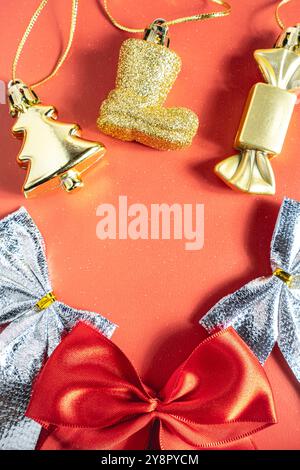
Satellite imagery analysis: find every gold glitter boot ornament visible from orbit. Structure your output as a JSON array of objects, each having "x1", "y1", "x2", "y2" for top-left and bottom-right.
[
  {"x1": 215, "y1": 0, "x2": 300, "y2": 195},
  {"x1": 8, "y1": 0, "x2": 106, "y2": 198},
  {"x1": 98, "y1": 1, "x2": 231, "y2": 151}
]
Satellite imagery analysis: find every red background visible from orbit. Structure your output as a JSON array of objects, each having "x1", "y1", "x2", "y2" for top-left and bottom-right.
[{"x1": 0, "y1": 0, "x2": 299, "y2": 449}]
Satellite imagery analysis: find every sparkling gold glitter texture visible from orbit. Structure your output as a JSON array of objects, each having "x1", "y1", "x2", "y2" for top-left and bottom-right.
[
  {"x1": 97, "y1": 38, "x2": 199, "y2": 150},
  {"x1": 9, "y1": 81, "x2": 106, "y2": 198},
  {"x1": 215, "y1": 25, "x2": 300, "y2": 196}
]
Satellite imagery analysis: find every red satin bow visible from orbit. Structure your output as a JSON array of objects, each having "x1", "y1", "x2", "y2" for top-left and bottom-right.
[{"x1": 27, "y1": 323, "x2": 277, "y2": 450}]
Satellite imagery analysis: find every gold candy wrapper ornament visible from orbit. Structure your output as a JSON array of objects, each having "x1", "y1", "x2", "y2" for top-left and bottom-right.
[
  {"x1": 8, "y1": 80, "x2": 105, "y2": 198},
  {"x1": 215, "y1": 23, "x2": 300, "y2": 195},
  {"x1": 8, "y1": 0, "x2": 106, "y2": 198},
  {"x1": 98, "y1": 19, "x2": 199, "y2": 151}
]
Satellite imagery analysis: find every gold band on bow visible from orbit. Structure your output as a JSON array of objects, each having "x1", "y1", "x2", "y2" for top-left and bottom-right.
[
  {"x1": 36, "y1": 292, "x2": 57, "y2": 311},
  {"x1": 273, "y1": 268, "x2": 293, "y2": 287}
]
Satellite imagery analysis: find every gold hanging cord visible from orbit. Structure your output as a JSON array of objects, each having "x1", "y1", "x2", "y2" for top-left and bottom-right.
[{"x1": 276, "y1": 0, "x2": 298, "y2": 30}]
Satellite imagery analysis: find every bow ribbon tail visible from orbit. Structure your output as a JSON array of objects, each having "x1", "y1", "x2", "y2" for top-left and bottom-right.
[
  {"x1": 0, "y1": 207, "x2": 117, "y2": 450},
  {"x1": 26, "y1": 323, "x2": 277, "y2": 450}
]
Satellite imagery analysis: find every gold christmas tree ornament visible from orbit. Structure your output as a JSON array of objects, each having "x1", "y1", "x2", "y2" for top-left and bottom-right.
[
  {"x1": 8, "y1": 80, "x2": 105, "y2": 197},
  {"x1": 215, "y1": 7, "x2": 300, "y2": 195},
  {"x1": 8, "y1": 0, "x2": 106, "y2": 198},
  {"x1": 98, "y1": 1, "x2": 231, "y2": 151}
]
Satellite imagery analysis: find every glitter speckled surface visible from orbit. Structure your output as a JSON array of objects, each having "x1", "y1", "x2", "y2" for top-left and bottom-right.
[
  {"x1": 98, "y1": 38, "x2": 199, "y2": 150},
  {"x1": 0, "y1": 207, "x2": 117, "y2": 450},
  {"x1": 201, "y1": 197, "x2": 300, "y2": 381}
]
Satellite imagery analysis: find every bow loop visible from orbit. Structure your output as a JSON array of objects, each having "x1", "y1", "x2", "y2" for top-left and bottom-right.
[
  {"x1": 201, "y1": 197, "x2": 300, "y2": 381},
  {"x1": 26, "y1": 322, "x2": 276, "y2": 450}
]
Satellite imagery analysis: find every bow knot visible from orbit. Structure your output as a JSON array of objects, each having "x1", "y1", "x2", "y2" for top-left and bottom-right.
[{"x1": 35, "y1": 292, "x2": 57, "y2": 311}]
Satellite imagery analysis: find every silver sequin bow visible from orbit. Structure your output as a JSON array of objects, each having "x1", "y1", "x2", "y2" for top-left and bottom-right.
[
  {"x1": 0, "y1": 207, "x2": 117, "y2": 450},
  {"x1": 201, "y1": 197, "x2": 300, "y2": 381}
]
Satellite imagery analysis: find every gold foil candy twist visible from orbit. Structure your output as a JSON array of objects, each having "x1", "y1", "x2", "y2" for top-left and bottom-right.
[
  {"x1": 12, "y1": 0, "x2": 79, "y2": 89},
  {"x1": 200, "y1": 197, "x2": 300, "y2": 381}
]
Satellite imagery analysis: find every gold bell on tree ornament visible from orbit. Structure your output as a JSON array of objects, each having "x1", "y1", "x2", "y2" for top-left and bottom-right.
[
  {"x1": 215, "y1": 24, "x2": 300, "y2": 195},
  {"x1": 8, "y1": 80, "x2": 106, "y2": 198},
  {"x1": 97, "y1": 19, "x2": 199, "y2": 151}
]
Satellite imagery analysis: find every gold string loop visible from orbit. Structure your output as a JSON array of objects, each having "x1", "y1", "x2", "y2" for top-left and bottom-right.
[
  {"x1": 12, "y1": 0, "x2": 79, "y2": 89},
  {"x1": 276, "y1": 0, "x2": 298, "y2": 30},
  {"x1": 102, "y1": 0, "x2": 231, "y2": 34}
]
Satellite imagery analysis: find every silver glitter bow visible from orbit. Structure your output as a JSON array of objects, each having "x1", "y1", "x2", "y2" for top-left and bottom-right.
[
  {"x1": 0, "y1": 207, "x2": 117, "y2": 450},
  {"x1": 201, "y1": 197, "x2": 300, "y2": 381}
]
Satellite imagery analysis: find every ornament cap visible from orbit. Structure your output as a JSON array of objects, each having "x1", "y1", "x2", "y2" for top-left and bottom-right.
[
  {"x1": 60, "y1": 169, "x2": 83, "y2": 192},
  {"x1": 8, "y1": 79, "x2": 40, "y2": 117},
  {"x1": 144, "y1": 19, "x2": 170, "y2": 47},
  {"x1": 275, "y1": 24, "x2": 300, "y2": 53}
]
